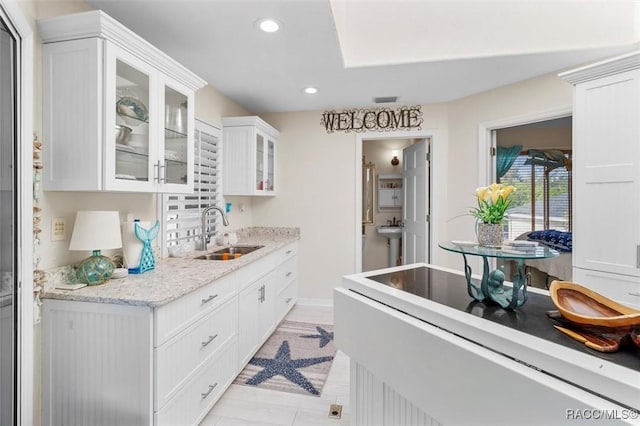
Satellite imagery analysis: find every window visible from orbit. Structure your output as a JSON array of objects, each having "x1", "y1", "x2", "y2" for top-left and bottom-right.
[
  {"x1": 500, "y1": 150, "x2": 572, "y2": 240},
  {"x1": 162, "y1": 119, "x2": 222, "y2": 255}
]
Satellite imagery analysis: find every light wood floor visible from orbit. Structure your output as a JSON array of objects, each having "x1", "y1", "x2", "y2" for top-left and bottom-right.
[{"x1": 199, "y1": 304, "x2": 350, "y2": 426}]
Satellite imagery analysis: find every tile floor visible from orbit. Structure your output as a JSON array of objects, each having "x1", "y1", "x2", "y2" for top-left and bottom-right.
[{"x1": 200, "y1": 304, "x2": 351, "y2": 426}]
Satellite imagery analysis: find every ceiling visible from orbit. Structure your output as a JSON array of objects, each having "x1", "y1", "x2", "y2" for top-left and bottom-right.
[{"x1": 86, "y1": 0, "x2": 639, "y2": 113}]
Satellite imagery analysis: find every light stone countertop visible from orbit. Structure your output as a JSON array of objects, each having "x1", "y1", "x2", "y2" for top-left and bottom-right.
[{"x1": 41, "y1": 227, "x2": 300, "y2": 308}]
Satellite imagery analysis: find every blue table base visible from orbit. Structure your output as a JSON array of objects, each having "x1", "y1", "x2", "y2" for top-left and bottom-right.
[{"x1": 460, "y1": 253, "x2": 528, "y2": 310}]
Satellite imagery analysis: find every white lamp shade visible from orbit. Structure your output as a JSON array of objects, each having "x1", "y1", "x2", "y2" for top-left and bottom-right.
[{"x1": 69, "y1": 211, "x2": 123, "y2": 251}]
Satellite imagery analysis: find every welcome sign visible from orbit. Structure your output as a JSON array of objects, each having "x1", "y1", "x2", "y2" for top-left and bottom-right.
[{"x1": 321, "y1": 105, "x2": 423, "y2": 133}]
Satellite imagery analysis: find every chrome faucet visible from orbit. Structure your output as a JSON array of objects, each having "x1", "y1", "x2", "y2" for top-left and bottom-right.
[{"x1": 199, "y1": 205, "x2": 230, "y2": 250}]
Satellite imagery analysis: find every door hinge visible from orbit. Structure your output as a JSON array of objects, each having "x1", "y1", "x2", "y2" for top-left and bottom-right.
[
  {"x1": 490, "y1": 147, "x2": 496, "y2": 156},
  {"x1": 426, "y1": 214, "x2": 430, "y2": 223},
  {"x1": 426, "y1": 152, "x2": 430, "y2": 162}
]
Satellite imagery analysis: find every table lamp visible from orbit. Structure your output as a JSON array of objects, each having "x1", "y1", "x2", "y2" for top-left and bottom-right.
[{"x1": 69, "y1": 211, "x2": 123, "y2": 285}]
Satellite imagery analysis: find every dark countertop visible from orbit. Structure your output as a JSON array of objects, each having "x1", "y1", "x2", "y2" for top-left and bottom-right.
[{"x1": 367, "y1": 266, "x2": 639, "y2": 372}]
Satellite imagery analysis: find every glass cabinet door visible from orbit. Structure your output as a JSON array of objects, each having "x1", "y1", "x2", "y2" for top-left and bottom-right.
[
  {"x1": 163, "y1": 84, "x2": 189, "y2": 187},
  {"x1": 114, "y1": 58, "x2": 151, "y2": 184},
  {"x1": 256, "y1": 133, "x2": 265, "y2": 191},
  {"x1": 266, "y1": 138, "x2": 275, "y2": 192}
]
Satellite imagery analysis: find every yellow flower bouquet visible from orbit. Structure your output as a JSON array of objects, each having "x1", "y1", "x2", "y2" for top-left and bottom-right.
[{"x1": 471, "y1": 183, "x2": 516, "y2": 224}]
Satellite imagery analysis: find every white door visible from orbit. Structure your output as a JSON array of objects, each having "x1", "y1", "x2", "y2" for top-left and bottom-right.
[
  {"x1": 402, "y1": 140, "x2": 430, "y2": 264},
  {"x1": 573, "y1": 69, "x2": 640, "y2": 278}
]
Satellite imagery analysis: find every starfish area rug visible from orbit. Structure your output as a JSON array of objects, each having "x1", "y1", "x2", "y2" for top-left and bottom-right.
[{"x1": 234, "y1": 320, "x2": 336, "y2": 397}]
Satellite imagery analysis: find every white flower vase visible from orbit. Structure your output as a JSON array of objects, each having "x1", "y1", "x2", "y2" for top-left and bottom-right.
[{"x1": 477, "y1": 223, "x2": 503, "y2": 248}]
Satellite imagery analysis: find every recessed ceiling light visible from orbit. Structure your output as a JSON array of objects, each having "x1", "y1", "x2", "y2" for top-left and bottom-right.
[
  {"x1": 304, "y1": 87, "x2": 318, "y2": 94},
  {"x1": 257, "y1": 18, "x2": 280, "y2": 33}
]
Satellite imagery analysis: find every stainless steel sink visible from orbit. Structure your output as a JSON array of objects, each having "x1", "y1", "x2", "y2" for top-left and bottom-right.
[{"x1": 195, "y1": 245, "x2": 264, "y2": 260}]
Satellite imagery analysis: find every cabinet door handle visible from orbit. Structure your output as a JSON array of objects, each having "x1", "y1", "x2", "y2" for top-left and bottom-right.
[
  {"x1": 153, "y1": 161, "x2": 160, "y2": 183},
  {"x1": 201, "y1": 294, "x2": 218, "y2": 304},
  {"x1": 637, "y1": 245, "x2": 640, "y2": 268},
  {"x1": 201, "y1": 334, "x2": 218, "y2": 348},
  {"x1": 159, "y1": 163, "x2": 166, "y2": 183},
  {"x1": 285, "y1": 272, "x2": 293, "y2": 277},
  {"x1": 201, "y1": 382, "x2": 218, "y2": 400},
  {"x1": 285, "y1": 297, "x2": 292, "y2": 304},
  {"x1": 286, "y1": 250, "x2": 293, "y2": 255},
  {"x1": 258, "y1": 286, "x2": 263, "y2": 302},
  {"x1": 261, "y1": 285, "x2": 266, "y2": 303}
]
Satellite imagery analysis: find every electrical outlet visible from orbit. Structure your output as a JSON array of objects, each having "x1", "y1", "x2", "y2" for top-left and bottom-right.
[{"x1": 51, "y1": 217, "x2": 66, "y2": 241}]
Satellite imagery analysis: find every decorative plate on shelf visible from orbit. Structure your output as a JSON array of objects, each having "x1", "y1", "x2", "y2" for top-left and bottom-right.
[{"x1": 116, "y1": 96, "x2": 148, "y2": 125}]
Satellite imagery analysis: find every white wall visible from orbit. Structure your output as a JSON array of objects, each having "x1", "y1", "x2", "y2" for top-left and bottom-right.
[{"x1": 260, "y1": 105, "x2": 449, "y2": 300}]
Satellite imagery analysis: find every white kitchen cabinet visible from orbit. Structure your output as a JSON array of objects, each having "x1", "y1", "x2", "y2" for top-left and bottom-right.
[
  {"x1": 39, "y1": 10, "x2": 205, "y2": 193},
  {"x1": 378, "y1": 173, "x2": 402, "y2": 209},
  {"x1": 42, "y1": 274, "x2": 238, "y2": 426},
  {"x1": 237, "y1": 242, "x2": 298, "y2": 369},
  {"x1": 42, "y1": 241, "x2": 299, "y2": 425},
  {"x1": 238, "y1": 272, "x2": 275, "y2": 367},
  {"x1": 560, "y1": 51, "x2": 640, "y2": 305},
  {"x1": 222, "y1": 116, "x2": 279, "y2": 196}
]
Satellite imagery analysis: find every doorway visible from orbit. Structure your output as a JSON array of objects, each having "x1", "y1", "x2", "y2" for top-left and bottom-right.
[
  {"x1": 355, "y1": 131, "x2": 434, "y2": 273},
  {"x1": 479, "y1": 110, "x2": 573, "y2": 289}
]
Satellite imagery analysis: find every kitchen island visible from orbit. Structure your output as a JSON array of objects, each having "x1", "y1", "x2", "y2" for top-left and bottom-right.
[
  {"x1": 41, "y1": 227, "x2": 299, "y2": 426},
  {"x1": 334, "y1": 263, "x2": 640, "y2": 426}
]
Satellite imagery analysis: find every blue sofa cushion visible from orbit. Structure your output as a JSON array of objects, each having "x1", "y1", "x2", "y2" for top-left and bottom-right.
[{"x1": 527, "y1": 230, "x2": 572, "y2": 253}]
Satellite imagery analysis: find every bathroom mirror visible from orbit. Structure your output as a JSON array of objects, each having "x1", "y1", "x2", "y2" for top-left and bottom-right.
[{"x1": 362, "y1": 163, "x2": 375, "y2": 224}]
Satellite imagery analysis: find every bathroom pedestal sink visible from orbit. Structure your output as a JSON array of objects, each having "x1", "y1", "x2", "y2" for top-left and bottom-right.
[{"x1": 377, "y1": 226, "x2": 402, "y2": 267}]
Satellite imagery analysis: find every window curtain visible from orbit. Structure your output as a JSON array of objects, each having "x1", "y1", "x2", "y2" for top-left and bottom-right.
[{"x1": 496, "y1": 145, "x2": 522, "y2": 181}]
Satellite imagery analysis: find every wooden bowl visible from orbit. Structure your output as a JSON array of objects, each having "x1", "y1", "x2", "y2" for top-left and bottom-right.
[{"x1": 549, "y1": 280, "x2": 640, "y2": 328}]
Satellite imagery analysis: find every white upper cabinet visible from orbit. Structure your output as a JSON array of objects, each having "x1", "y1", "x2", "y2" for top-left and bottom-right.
[
  {"x1": 222, "y1": 116, "x2": 279, "y2": 196},
  {"x1": 39, "y1": 11, "x2": 205, "y2": 193}
]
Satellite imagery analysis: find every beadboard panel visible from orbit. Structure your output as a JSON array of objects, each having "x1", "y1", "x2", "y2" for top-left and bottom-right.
[
  {"x1": 0, "y1": 304, "x2": 12, "y2": 426},
  {"x1": 222, "y1": 126, "x2": 254, "y2": 195},
  {"x1": 383, "y1": 383, "x2": 441, "y2": 426},
  {"x1": 155, "y1": 297, "x2": 238, "y2": 410},
  {"x1": 42, "y1": 300, "x2": 153, "y2": 426},
  {"x1": 43, "y1": 38, "x2": 103, "y2": 191},
  {"x1": 155, "y1": 338, "x2": 237, "y2": 426},
  {"x1": 351, "y1": 362, "x2": 441, "y2": 426}
]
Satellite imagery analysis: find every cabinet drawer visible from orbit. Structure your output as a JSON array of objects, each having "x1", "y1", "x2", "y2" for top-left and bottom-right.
[
  {"x1": 573, "y1": 268, "x2": 640, "y2": 308},
  {"x1": 155, "y1": 297, "x2": 237, "y2": 410},
  {"x1": 274, "y1": 242, "x2": 298, "y2": 267},
  {"x1": 276, "y1": 255, "x2": 298, "y2": 293},
  {"x1": 275, "y1": 279, "x2": 298, "y2": 323},
  {"x1": 155, "y1": 338, "x2": 237, "y2": 426},
  {"x1": 155, "y1": 273, "x2": 236, "y2": 346}
]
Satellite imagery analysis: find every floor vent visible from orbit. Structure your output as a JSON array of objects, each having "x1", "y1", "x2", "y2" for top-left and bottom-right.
[{"x1": 328, "y1": 403, "x2": 343, "y2": 419}]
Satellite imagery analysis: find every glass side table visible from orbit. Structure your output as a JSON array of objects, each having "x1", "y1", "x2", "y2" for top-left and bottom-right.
[{"x1": 439, "y1": 241, "x2": 559, "y2": 309}]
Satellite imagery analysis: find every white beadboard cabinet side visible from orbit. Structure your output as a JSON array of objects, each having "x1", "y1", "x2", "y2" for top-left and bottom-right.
[
  {"x1": 42, "y1": 38, "x2": 103, "y2": 191},
  {"x1": 42, "y1": 300, "x2": 154, "y2": 426}
]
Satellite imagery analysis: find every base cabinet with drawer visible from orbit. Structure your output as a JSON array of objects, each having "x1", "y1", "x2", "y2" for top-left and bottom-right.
[{"x1": 42, "y1": 242, "x2": 298, "y2": 426}]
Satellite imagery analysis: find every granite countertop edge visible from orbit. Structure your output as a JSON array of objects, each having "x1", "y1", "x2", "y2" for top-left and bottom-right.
[{"x1": 41, "y1": 227, "x2": 300, "y2": 308}]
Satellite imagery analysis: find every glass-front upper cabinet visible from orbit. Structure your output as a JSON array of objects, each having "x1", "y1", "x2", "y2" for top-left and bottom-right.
[
  {"x1": 161, "y1": 79, "x2": 193, "y2": 191},
  {"x1": 222, "y1": 116, "x2": 279, "y2": 196},
  {"x1": 105, "y1": 48, "x2": 154, "y2": 191},
  {"x1": 254, "y1": 131, "x2": 275, "y2": 193},
  {"x1": 39, "y1": 10, "x2": 205, "y2": 193}
]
